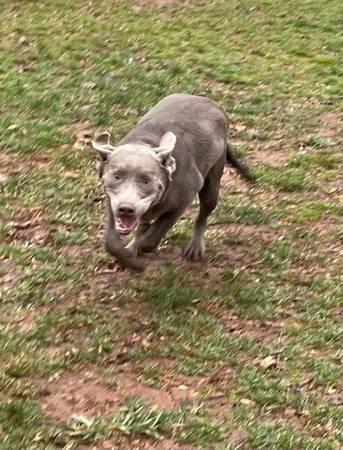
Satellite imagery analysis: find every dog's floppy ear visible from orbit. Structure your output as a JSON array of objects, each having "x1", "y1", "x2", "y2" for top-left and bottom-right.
[
  {"x1": 155, "y1": 132, "x2": 177, "y2": 180},
  {"x1": 91, "y1": 132, "x2": 114, "y2": 162}
]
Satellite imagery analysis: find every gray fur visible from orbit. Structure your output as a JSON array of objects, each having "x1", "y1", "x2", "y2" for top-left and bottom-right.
[{"x1": 92, "y1": 93, "x2": 252, "y2": 270}]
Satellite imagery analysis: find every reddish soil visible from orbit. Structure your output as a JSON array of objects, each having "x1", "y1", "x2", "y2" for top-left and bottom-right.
[{"x1": 40, "y1": 366, "x2": 200, "y2": 422}]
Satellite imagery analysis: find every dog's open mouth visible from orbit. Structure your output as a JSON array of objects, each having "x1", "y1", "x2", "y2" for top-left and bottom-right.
[{"x1": 115, "y1": 216, "x2": 138, "y2": 235}]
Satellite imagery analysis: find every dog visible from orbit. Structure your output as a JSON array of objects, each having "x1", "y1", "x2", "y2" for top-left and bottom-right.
[{"x1": 92, "y1": 93, "x2": 253, "y2": 270}]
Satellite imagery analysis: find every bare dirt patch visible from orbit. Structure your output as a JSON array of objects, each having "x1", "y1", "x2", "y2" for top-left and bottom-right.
[
  {"x1": 206, "y1": 300, "x2": 285, "y2": 345},
  {"x1": 6, "y1": 211, "x2": 96, "y2": 254},
  {"x1": 4, "y1": 207, "x2": 47, "y2": 241},
  {"x1": 40, "y1": 369, "x2": 125, "y2": 421},
  {"x1": 116, "y1": 372, "x2": 178, "y2": 410},
  {"x1": 40, "y1": 366, "x2": 202, "y2": 424},
  {"x1": 72, "y1": 125, "x2": 93, "y2": 151},
  {"x1": 0, "y1": 259, "x2": 23, "y2": 292},
  {"x1": 221, "y1": 167, "x2": 253, "y2": 190},
  {"x1": 0, "y1": 151, "x2": 54, "y2": 177},
  {"x1": 324, "y1": 179, "x2": 343, "y2": 197},
  {"x1": 0, "y1": 153, "x2": 21, "y2": 174},
  {"x1": 13, "y1": 311, "x2": 37, "y2": 332},
  {"x1": 209, "y1": 241, "x2": 258, "y2": 270},
  {"x1": 249, "y1": 148, "x2": 289, "y2": 168},
  {"x1": 9, "y1": 222, "x2": 51, "y2": 246},
  {"x1": 318, "y1": 111, "x2": 342, "y2": 142},
  {"x1": 309, "y1": 217, "x2": 340, "y2": 239},
  {"x1": 42, "y1": 343, "x2": 73, "y2": 359},
  {"x1": 212, "y1": 223, "x2": 276, "y2": 243}
]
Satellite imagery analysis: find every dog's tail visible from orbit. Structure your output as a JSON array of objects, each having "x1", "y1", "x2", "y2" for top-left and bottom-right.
[{"x1": 226, "y1": 142, "x2": 255, "y2": 182}]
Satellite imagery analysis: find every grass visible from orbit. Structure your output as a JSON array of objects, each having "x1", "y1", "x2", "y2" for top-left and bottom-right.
[
  {"x1": 215, "y1": 195, "x2": 270, "y2": 225},
  {"x1": 46, "y1": 399, "x2": 224, "y2": 447},
  {"x1": 288, "y1": 151, "x2": 341, "y2": 170},
  {"x1": 0, "y1": 0, "x2": 342, "y2": 448},
  {"x1": 138, "y1": 266, "x2": 201, "y2": 311},
  {"x1": 256, "y1": 166, "x2": 314, "y2": 192}
]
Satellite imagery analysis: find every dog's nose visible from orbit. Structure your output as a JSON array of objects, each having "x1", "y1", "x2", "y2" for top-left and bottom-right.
[{"x1": 118, "y1": 204, "x2": 136, "y2": 216}]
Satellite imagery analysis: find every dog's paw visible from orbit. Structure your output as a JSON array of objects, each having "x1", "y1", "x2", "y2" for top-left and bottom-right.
[{"x1": 183, "y1": 239, "x2": 205, "y2": 262}]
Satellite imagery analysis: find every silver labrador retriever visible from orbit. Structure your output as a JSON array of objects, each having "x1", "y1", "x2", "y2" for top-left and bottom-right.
[{"x1": 92, "y1": 93, "x2": 253, "y2": 270}]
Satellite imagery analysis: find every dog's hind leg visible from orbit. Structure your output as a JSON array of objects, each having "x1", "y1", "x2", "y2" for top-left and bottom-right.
[{"x1": 184, "y1": 158, "x2": 224, "y2": 262}]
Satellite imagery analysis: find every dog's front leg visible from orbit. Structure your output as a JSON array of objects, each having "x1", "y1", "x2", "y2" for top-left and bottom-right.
[
  {"x1": 126, "y1": 222, "x2": 151, "y2": 255},
  {"x1": 135, "y1": 210, "x2": 183, "y2": 254}
]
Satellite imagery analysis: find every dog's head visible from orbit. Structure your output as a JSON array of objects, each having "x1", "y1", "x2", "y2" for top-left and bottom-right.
[{"x1": 92, "y1": 131, "x2": 177, "y2": 235}]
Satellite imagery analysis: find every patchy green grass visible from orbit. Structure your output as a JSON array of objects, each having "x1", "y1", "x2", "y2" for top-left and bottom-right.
[
  {"x1": 0, "y1": 0, "x2": 342, "y2": 448},
  {"x1": 288, "y1": 151, "x2": 341, "y2": 170},
  {"x1": 216, "y1": 195, "x2": 270, "y2": 224},
  {"x1": 256, "y1": 166, "x2": 314, "y2": 192}
]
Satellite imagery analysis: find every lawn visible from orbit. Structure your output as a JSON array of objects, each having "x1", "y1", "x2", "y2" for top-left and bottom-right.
[{"x1": 0, "y1": 0, "x2": 342, "y2": 448}]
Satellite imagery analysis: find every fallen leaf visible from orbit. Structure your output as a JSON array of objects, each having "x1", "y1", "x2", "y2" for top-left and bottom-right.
[
  {"x1": 141, "y1": 339, "x2": 151, "y2": 349},
  {"x1": 18, "y1": 35, "x2": 27, "y2": 45},
  {"x1": 284, "y1": 407, "x2": 297, "y2": 417},
  {"x1": 82, "y1": 81, "x2": 96, "y2": 89},
  {"x1": 324, "y1": 418, "x2": 334, "y2": 432},
  {"x1": 125, "y1": 107, "x2": 139, "y2": 116},
  {"x1": 327, "y1": 387, "x2": 336, "y2": 394},
  {"x1": 8, "y1": 220, "x2": 32, "y2": 229},
  {"x1": 298, "y1": 376, "x2": 313, "y2": 386},
  {"x1": 33, "y1": 228, "x2": 50, "y2": 244},
  {"x1": 73, "y1": 141, "x2": 85, "y2": 150},
  {"x1": 247, "y1": 128, "x2": 261, "y2": 138},
  {"x1": 0, "y1": 173, "x2": 9, "y2": 184},
  {"x1": 80, "y1": 104, "x2": 93, "y2": 112},
  {"x1": 240, "y1": 398, "x2": 254, "y2": 405},
  {"x1": 76, "y1": 129, "x2": 92, "y2": 139},
  {"x1": 231, "y1": 122, "x2": 247, "y2": 132},
  {"x1": 73, "y1": 128, "x2": 93, "y2": 149},
  {"x1": 17, "y1": 61, "x2": 35, "y2": 73},
  {"x1": 70, "y1": 414, "x2": 94, "y2": 427},
  {"x1": 259, "y1": 355, "x2": 277, "y2": 369},
  {"x1": 81, "y1": 58, "x2": 92, "y2": 69},
  {"x1": 65, "y1": 171, "x2": 79, "y2": 179}
]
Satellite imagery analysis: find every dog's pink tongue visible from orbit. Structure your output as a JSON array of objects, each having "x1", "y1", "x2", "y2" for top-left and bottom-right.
[
  {"x1": 116, "y1": 216, "x2": 137, "y2": 234},
  {"x1": 121, "y1": 217, "x2": 136, "y2": 229}
]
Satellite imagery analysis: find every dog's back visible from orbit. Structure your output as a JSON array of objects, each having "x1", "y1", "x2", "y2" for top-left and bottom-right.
[{"x1": 120, "y1": 93, "x2": 228, "y2": 180}]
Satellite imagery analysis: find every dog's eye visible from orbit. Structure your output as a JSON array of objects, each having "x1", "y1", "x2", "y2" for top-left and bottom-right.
[
  {"x1": 141, "y1": 176, "x2": 151, "y2": 185},
  {"x1": 112, "y1": 173, "x2": 121, "y2": 181}
]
